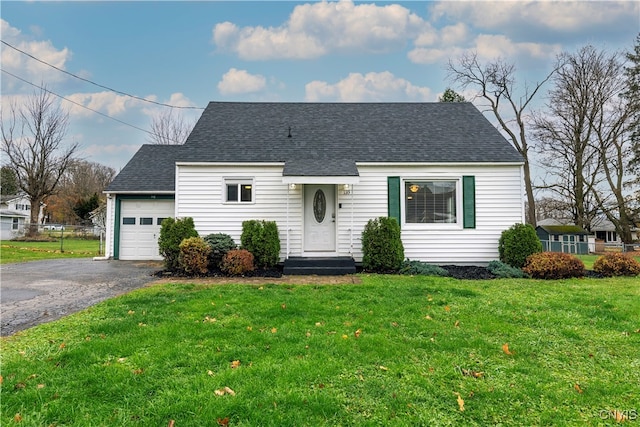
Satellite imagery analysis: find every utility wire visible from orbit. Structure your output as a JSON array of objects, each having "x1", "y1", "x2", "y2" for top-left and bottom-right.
[
  {"x1": 1, "y1": 39, "x2": 204, "y2": 110},
  {"x1": 2, "y1": 68, "x2": 167, "y2": 141}
]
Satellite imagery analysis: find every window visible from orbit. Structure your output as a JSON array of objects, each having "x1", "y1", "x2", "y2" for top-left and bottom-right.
[
  {"x1": 122, "y1": 217, "x2": 136, "y2": 225},
  {"x1": 553, "y1": 235, "x2": 560, "y2": 242},
  {"x1": 405, "y1": 180, "x2": 457, "y2": 224},
  {"x1": 157, "y1": 218, "x2": 168, "y2": 226},
  {"x1": 140, "y1": 217, "x2": 153, "y2": 225},
  {"x1": 225, "y1": 179, "x2": 253, "y2": 203},
  {"x1": 12, "y1": 218, "x2": 19, "y2": 230}
]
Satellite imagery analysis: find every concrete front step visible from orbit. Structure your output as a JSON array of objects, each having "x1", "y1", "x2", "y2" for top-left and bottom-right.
[{"x1": 283, "y1": 256, "x2": 356, "y2": 276}]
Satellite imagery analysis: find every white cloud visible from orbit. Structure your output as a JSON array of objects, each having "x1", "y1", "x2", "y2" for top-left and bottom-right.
[
  {"x1": 65, "y1": 91, "x2": 146, "y2": 117},
  {"x1": 474, "y1": 34, "x2": 561, "y2": 61},
  {"x1": 217, "y1": 68, "x2": 267, "y2": 95},
  {"x1": 305, "y1": 71, "x2": 432, "y2": 102},
  {"x1": 1, "y1": 19, "x2": 72, "y2": 90},
  {"x1": 213, "y1": 1, "x2": 426, "y2": 60},
  {"x1": 429, "y1": 1, "x2": 638, "y2": 33}
]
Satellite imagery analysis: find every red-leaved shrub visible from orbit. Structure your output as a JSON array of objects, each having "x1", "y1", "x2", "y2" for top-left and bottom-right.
[
  {"x1": 523, "y1": 252, "x2": 585, "y2": 279},
  {"x1": 220, "y1": 249, "x2": 255, "y2": 275},
  {"x1": 593, "y1": 253, "x2": 640, "y2": 277}
]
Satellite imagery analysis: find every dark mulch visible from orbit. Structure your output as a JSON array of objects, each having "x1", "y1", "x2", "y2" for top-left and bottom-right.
[{"x1": 440, "y1": 265, "x2": 495, "y2": 280}]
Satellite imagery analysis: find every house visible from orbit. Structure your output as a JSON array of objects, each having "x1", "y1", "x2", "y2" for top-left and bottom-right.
[
  {"x1": 590, "y1": 217, "x2": 639, "y2": 248},
  {"x1": 103, "y1": 102, "x2": 525, "y2": 266},
  {"x1": 0, "y1": 194, "x2": 33, "y2": 240},
  {"x1": 535, "y1": 224, "x2": 589, "y2": 254}
]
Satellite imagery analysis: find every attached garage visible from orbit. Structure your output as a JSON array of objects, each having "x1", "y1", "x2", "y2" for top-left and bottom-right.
[{"x1": 116, "y1": 198, "x2": 175, "y2": 260}]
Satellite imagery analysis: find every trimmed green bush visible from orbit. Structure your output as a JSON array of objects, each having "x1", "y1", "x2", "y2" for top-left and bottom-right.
[
  {"x1": 220, "y1": 249, "x2": 255, "y2": 275},
  {"x1": 179, "y1": 237, "x2": 211, "y2": 275},
  {"x1": 400, "y1": 260, "x2": 449, "y2": 277},
  {"x1": 522, "y1": 252, "x2": 585, "y2": 280},
  {"x1": 361, "y1": 217, "x2": 404, "y2": 272},
  {"x1": 487, "y1": 260, "x2": 527, "y2": 278},
  {"x1": 593, "y1": 253, "x2": 640, "y2": 277},
  {"x1": 499, "y1": 223, "x2": 542, "y2": 268},
  {"x1": 240, "y1": 220, "x2": 281, "y2": 268},
  {"x1": 204, "y1": 233, "x2": 237, "y2": 268},
  {"x1": 158, "y1": 217, "x2": 198, "y2": 271}
]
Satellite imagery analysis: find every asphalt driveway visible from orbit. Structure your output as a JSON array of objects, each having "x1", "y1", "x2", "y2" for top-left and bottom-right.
[{"x1": 1, "y1": 258, "x2": 162, "y2": 336}]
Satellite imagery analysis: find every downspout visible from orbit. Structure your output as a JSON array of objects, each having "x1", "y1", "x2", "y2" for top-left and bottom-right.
[
  {"x1": 286, "y1": 184, "x2": 290, "y2": 258},
  {"x1": 350, "y1": 184, "x2": 354, "y2": 256}
]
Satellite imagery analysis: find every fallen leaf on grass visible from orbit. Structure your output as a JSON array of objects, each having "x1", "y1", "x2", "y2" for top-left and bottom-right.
[
  {"x1": 379, "y1": 366, "x2": 388, "y2": 371},
  {"x1": 425, "y1": 315, "x2": 433, "y2": 320},
  {"x1": 207, "y1": 370, "x2": 215, "y2": 376},
  {"x1": 14, "y1": 413, "x2": 22, "y2": 422},
  {"x1": 281, "y1": 303, "x2": 286, "y2": 310},
  {"x1": 354, "y1": 329, "x2": 361, "y2": 338},
  {"x1": 230, "y1": 360, "x2": 241, "y2": 369},
  {"x1": 215, "y1": 386, "x2": 236, "y2": 396},
  {"x1": 502, "y1": 343, "x2": 514, "y2": 355},
  {"x1": 271, "y1": 327, "x2": 277, "y2": 334},
  {"x1": 454, "y1": 320, "x2": 460, "y2": 328},
  {"x1": 204, "y1": 316, "x2": 217, "y2": 323},
  {"x1": 341, "y1": 334, "x2": 349, "y2": 339},
  {"x1": 574, "y1": 383, "x2": 583, "y2": 394},
  {"x1": 445, "y1": 305, "x2": 451, "y2": 312},
  {"x1": 217, "y1": 417, "x2": 230, "y2": 426},
  {"x1": 460, "y1": 368, "x2": 484, "y2": 378},
  {"x1": 455, "y1": 392, "x2": 465, "y2": 411},
  {"x1": 59, "y1": 343, "x2": 66, "y2": 350},
  {"x1": 167, "y1": 420, "x2": 175, "y2": 427}
]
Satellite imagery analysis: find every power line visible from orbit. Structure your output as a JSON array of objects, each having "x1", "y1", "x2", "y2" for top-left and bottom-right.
[
  {"x1": 1, "y1": 39, "x2": 204, "y2": 110},
  {"x1": 1, "y1": 69, "x2": 168, "y2": 141}
]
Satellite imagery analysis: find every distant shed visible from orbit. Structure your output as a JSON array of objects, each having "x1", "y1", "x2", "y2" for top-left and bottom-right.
[{"x1": 536, "y1": 225, "x2": 589, "y2": 254}]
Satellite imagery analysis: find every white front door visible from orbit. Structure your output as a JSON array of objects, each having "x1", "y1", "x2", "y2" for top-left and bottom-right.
[{"x1": 304, "y1": 184, "x2": 336, "y2": 252}]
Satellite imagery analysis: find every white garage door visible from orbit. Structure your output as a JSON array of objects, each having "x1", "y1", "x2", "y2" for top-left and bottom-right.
[{"x1": 119, "y1": 199, "x2": 175, "y2": 260}]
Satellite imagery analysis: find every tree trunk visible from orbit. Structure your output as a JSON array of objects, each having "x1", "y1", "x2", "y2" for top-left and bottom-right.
[
  {"x1": 28, "y1": 197, "x2": 42, "y2": 237},
  {"x1": 523, "y1": 158, "x2": 537, "y2": 227}
]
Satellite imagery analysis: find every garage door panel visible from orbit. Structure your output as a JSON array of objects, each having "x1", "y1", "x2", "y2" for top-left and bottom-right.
[{"x1": 119, "y1": 199, "x2": 175, "y2": 260}]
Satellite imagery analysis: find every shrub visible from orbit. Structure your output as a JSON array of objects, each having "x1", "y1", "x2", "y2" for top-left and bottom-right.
[
  {"x1": 158, "y1": 217, "x2": 198, "y2": 271},
  {"x1": 204, "y1": 233, "x2": 237, "y2": 268},
  {"x1": 593, "y1": 253, "x2": 640, "y2": 277},
  {"x1": 499, "y1": 223, "x2": 542, "y2": 268},
  {"x1": 179, "y1": 237, "x2": 212, "y2": 275},
  {"x1": 220, "y1": 249, "x2": 255, "y2": 275},
  {"x1": 487, "y1": 260, "x2": 527, "y2": 278},
  {"x1": 399, "y1": 260, "x2": 449, "y2": 277},
  {"x1": 240, "y1": 220, "x2": 281, "y2": 268},
  {"x1": 522, "y1": 252, "x2": 585, "y2": 280},
  {"x1": 361, "y1": 217, "x2": 404, "y2": 272}
]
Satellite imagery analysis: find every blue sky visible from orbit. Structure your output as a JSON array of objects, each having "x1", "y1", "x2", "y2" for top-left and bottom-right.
[{"x1": 1, "y1": 1, "x2": 638, "y2": 172}]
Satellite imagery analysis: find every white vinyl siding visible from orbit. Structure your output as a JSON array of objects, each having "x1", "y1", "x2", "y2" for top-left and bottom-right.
[{"x1": 176, "y1": 163, "x2": 524, "y2": 265}]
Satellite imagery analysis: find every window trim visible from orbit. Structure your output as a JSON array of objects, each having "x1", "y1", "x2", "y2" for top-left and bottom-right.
[
  {"x1": 402, "y1": 177, "x2": 463, "y2": 229},
  {"x1": 223, "y1": 178, "x2": 255, "y2": 204}
]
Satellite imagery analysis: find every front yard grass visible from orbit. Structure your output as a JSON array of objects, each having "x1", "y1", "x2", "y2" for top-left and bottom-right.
[
  {"x1": 1, "y1": 275, "x2": 639, "y2": 426},
  {"x1": 0, "y1": 239, "x2": 101, "y2": 264}
]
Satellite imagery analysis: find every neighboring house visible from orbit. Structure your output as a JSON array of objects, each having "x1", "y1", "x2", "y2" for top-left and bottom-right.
[
  {"x1": 0, "y1": 194, "x2": 35, "y2": 239},
  {"x1": 104, "y1": 102, "x2": 525, "y2": 264},
  {"x1": 535, "y1": 225, "x2": 589, "y2": 255},
  {"x1": 590, "y1": 217, "x2": 639, "y2": 245}
]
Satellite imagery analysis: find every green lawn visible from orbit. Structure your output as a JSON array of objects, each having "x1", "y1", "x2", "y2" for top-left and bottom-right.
[
  {"x1": 576, "y1": 253, "x2": 640, "y2": 270},
  {"x1": 0, "y1": 239, "x2": 102, "y2": 264},
  {"x1": 2, "y1": 275, "x2": 638, "y2": 426}
]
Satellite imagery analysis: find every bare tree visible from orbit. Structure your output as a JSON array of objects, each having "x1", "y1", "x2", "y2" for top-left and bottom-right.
[
  {"x1": 1, "y1": 88, "x2": 78, "y2": 236},
  {"x1": 534, "y1": 45, "x2": 637, "y2": 242},
  {"x1": 447, "y1": 52, "x2": 555, "y2": 226},
  {"x1": 44, "y1": 159, "x2": 116, "y2": 225},
  {"x1": 146, "y1": 109, "x2": 193, "y2": 145}
]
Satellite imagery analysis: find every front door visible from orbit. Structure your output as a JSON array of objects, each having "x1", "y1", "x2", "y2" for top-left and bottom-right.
[{"x1": 304, "y1": 184, "x2": 336, "y2": 252}]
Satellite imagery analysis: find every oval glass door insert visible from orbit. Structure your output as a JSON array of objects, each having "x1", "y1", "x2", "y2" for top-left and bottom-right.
[{"x1": 313, "y1": 189, "x2": 326, "y2": 223}]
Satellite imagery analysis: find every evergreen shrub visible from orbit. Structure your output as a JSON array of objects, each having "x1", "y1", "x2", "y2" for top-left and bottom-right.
[
  {"x1": 361, "y1": 217, "x2": 404, "y2": 272},
  {"x1": 487, "y1": 260, "x2": 527, "y2": 278},
  {"x1": 240, "y1": 220, "x2": 281, "y2": 268},
  {"x1": 499, "y1": 223, "x2": 542, "y2": 268},
  {"x1": 158, "y1": 217, "x2": 198, "y2": 271},
  {"x1": 399, "y1": 260, "x2": 449, "y2": 277},
  {"x1": 204, "y1": 233, "x2": 237, "y2": 268}
]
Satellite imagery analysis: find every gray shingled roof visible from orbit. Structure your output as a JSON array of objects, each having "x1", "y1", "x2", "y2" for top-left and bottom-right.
[
  {"x1": 106, "y1": 145, "x2": 182, "y2": 193},
  {"x1": 107, "y1": 102, "x2": 523, "y2": 193}
]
